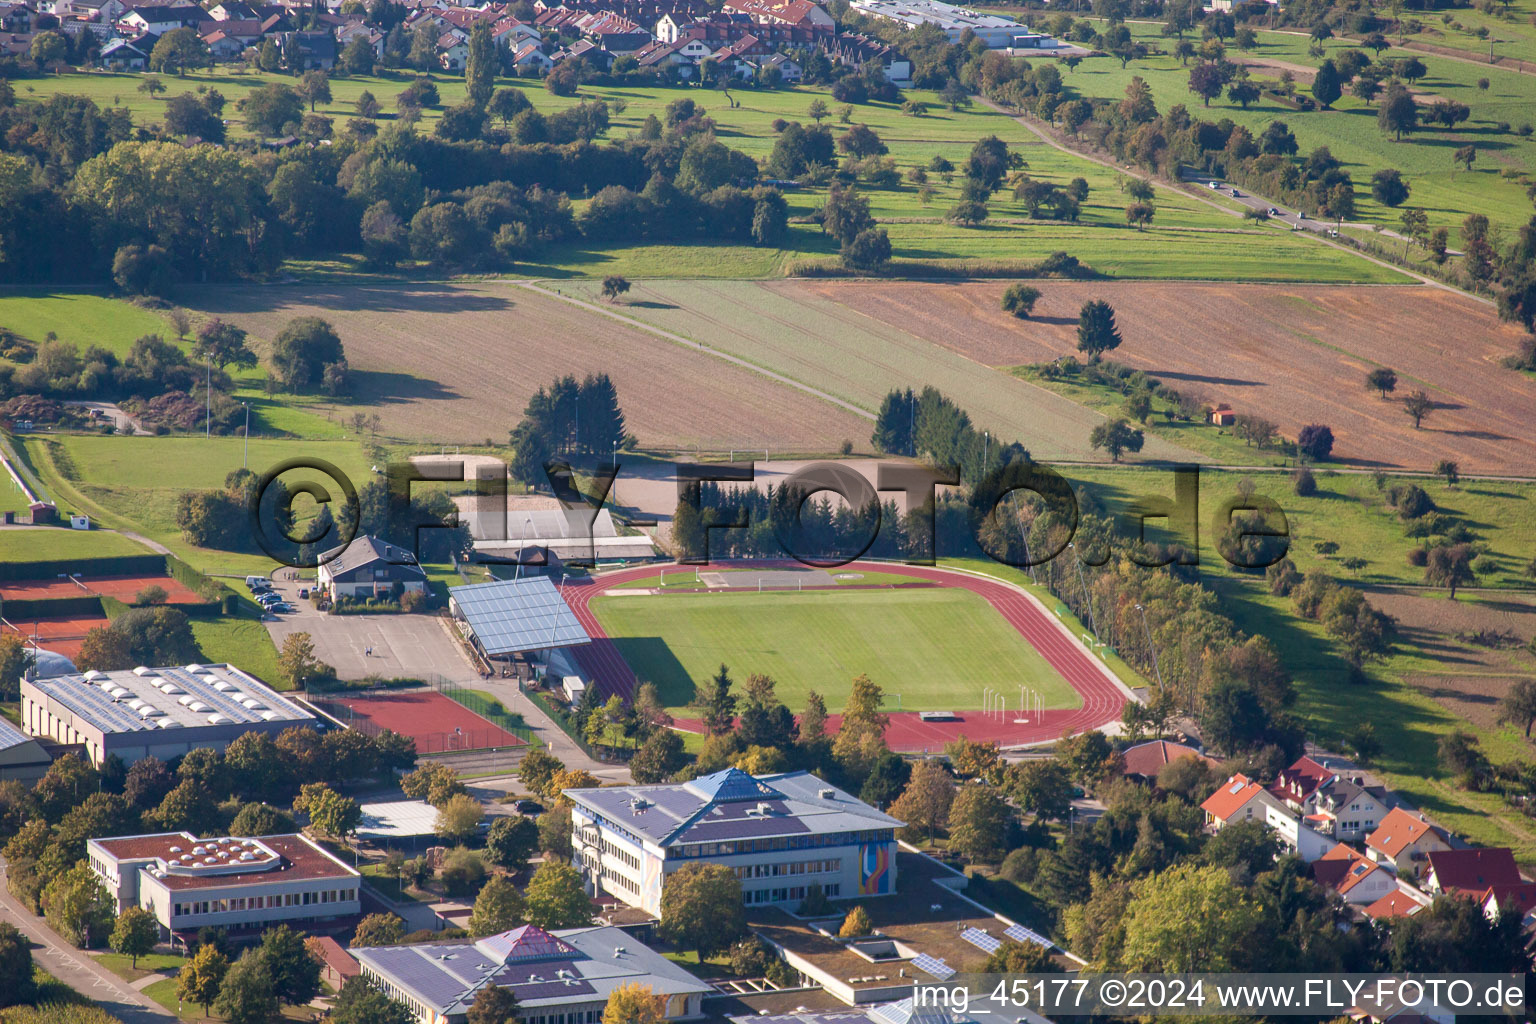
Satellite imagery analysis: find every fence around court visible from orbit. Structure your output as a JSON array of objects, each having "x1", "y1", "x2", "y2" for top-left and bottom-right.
[{"x1": 307, "y1": 677, "x2": 537, "y2": 754}]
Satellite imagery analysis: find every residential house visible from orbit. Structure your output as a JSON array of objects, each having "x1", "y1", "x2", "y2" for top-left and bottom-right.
[
  {"x1": 1365, "y1": 807, "x2": 1453, "y2": 880},
  {"x1": 511, "y1": 38, "x2": 552, "y2": 70},
  {"x1": 1271, "y1": 756, "x2": 1387, "y2": 841},
  {"x1": 1199, "y1": 773, "x2": 1290, "y2": 831},
  {"x1": 278, "y1": 27, "x2": 337, "y2": 69},
  {"x1": 491, "y1": 17, "x2": 540, "y2": 49},
  {"x1": 117, "y1": 3, "x2": 204, "y2": 35},
  {"x1": 1479, "y1": 882, "x2": 1536, "y2": 926},
  {"x1": 436, "y1": 29, "x2": 467, "y2": 69},
  {"x1": 1363, "y1": 884, "x2": 1431, "y2": 921},
  {"x1": 1311, "y1": 843, "x2": 1396, "y2": 906},
  {"x1": 316, "y1": 534, "x2": 429, "y2": 601},
  {"x1": 721, "y1": 0, "x2": 832, "y2": 31},
  {"x1": 0, "y1": 3, "x2": 35, "y2": 32},
  {"x1": 336, "y1": 19, "x2": 385, "y2": 54},
  {"x1": 97, "y1": 34, "x2": 149, "y2": 65},
  {"x1": 1262, "y1": 803, "x2": 1335, "y2": 863},
  {"x1": 824, "y1": 31, "x2": 910, "y2": 82},
  {"x1": 751, "y1": 50, "x2": 800, "y2": 81},
  {"x1": 55, "y1": 0, "x2": 127, "y2": 25},
  {"x1": 0, "y1": 30, "x2": 34, "y2": 57},
  {"x1": 1423, "y1": 847, "x2": 1522, "y2": 896},
  {"x1": 1271, "y1": 755, "x2": 1335, "y2": 811}
]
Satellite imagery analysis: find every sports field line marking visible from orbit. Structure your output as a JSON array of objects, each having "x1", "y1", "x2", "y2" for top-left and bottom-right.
[{"x1": 512, "y1": 281, "x2": 875, "y2": 421}]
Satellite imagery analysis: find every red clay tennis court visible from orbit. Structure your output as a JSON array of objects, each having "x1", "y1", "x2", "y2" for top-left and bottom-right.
[
  {"x1": 0, "y1": 574, "x2": 205, "y2": 604},
  {"x1": 318, "y1": 690, "x2": 527, "y2": 755},
  {"x1": 0, "y1": 615, "x2": 109, "y2": 660}
]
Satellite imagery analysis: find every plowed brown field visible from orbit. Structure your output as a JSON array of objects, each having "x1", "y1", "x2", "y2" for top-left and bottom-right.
[
  {"x1": 193, "y1": 281, "x2": 869, "y2": 451},
  {"x1": 789, "y1": 280, "x2": 1536, "y2": 475}
]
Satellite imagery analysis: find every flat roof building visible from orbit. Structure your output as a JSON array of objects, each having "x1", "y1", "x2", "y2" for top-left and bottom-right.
[
  {"x1": 353, "y1": 923, "x2": 713, "y2": 1024},
  {"x1": 565, "y1": 768, "x2": 902, "y2": 917},
  {"x1": 21, "y1": 663, "x2": 315, "y2": 766},
  {"x1": 847, "y1": 0, "x2": 1025, "y2": 46},
  {"x1": 87, "y1": 831, "x2": 361, "y2": 941},
  {"x1": 0, "y1": 717, "x2": 53, "y2": 782}
]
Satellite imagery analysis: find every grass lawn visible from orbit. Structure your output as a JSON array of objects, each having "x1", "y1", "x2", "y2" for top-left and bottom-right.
[
  {"x1": 589, "y1": 585, "x2": 1081, "y2": 715},
  {"x1": 0, "y1": 291, "x2": 179, "y2": 358},
  {"x1": 0, "y1": 525, "x2": 153, "y2": 564},
  {"x1": 91, "y1": 951, "x2": 188, "y2": 984},
  {"x1": 15, "y1": 432, "x2": 372, "y2": 575},
  {"x1": 358, "y1": 861, "x2": 430, "y2": 905}
]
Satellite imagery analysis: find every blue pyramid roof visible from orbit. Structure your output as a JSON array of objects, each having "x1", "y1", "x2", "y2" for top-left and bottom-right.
[{"x1": 683, "y1": 767, "x2": 784, "y2": 804}]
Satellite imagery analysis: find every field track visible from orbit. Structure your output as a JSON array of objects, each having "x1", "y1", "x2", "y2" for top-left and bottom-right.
[{"x1": 563, "y1": 562, "x2": 1128, "y2": 750}]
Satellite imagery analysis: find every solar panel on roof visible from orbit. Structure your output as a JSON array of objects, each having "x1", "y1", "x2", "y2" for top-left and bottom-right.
[
  {"x1": 960, "y1": 927, "x2": 1001, "y2": 953},
  {"x1": 450, "y1": 577, "x2": 591, "y2": 656},
  {"x1": 1003, "y1": 924, "x2": 1051, "y2": 949},
  {"x1": 911, "y1": 954, "x2": 953, "y2": 980}
]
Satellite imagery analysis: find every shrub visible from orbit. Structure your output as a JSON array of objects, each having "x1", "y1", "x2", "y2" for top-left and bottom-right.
[
  {"x1": 1001, "y1": 283, "x2": 1042, "y2": 319},
  {"x1": 1292, "y1": 468, "x2": 1317, "y2": 496},
  {"x1": 1407, "y1": 546, "x2": 1429, "y2": 567}
]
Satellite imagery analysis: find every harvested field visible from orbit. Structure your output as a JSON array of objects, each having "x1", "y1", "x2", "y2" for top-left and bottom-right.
[
  {"x1": 190, "y1": 281, "x2": 870, "y2": 451},
  {"x1": 789, "y1": 280, "x2": 1536, "y2": 475},
  {"x1": 567, "y1": 280, "x2": 1200, "y2": 464},
  {"x1": 1367, "y1": 586, "x2": 1536, "y2": 730}
]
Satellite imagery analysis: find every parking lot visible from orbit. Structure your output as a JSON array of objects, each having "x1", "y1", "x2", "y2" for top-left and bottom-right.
[{"x1": 257, "y1": 576, "x2": 480, "y2": 683}]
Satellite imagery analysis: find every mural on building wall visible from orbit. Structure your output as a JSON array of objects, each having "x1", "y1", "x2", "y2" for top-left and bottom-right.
[{"x1": 858, "y1": 842, "x2": 890, "y2": 895}]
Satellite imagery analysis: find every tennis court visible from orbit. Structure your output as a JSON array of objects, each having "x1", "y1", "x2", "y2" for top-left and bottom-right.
[
  {"x1": 317, "y1": 689, "x2": 528, "y2": 754},
  {"x1": 0, "y1": 614, "x2": 109, "y2": 659},
  {"x1": 0, "y1": 573, "x2": 204, "y2": 604}
]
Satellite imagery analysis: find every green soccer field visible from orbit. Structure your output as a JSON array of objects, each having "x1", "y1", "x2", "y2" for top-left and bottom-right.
[{"x1": 588, "y1": 587, "x2": 1080, "y2": 715}]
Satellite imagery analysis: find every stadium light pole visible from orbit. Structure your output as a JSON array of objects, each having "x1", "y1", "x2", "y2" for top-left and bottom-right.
[
  {"x1": 514, "y1": 516, "x2": 531, "y2": 581},
  {"x1": 242, "y1": 402, "x2": 249, "y2": 468},
  {"x1": 1134, "y1": 603, "x2": 1164, "y2": 689},
  {"x1": 1066, "y1": 542, "x2": 1098, "y2": 640}
]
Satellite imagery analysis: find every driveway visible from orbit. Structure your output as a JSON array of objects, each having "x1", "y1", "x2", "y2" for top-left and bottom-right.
[{"x1": 0, "y1": 859, "x2": 173, "y2": 1024}]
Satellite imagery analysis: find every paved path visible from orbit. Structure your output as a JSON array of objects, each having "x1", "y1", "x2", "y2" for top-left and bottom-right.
[
  {"x1": 561, "y1": 561, "x2": 1133, "y2": 751},
  {"x1": 0, "y1": 859, "x2": 174, "y2": 1024}
]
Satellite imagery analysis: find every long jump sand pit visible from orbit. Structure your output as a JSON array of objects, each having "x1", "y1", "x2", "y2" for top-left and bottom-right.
[
  {"x1": 191, "y1": 281, "x2": 870, "y2": 451},
  {"x1": 784, "y1": 280, "x2": 1536, "y2": 475}
]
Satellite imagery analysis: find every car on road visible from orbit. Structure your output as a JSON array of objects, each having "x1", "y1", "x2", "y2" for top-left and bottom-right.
[
  {"x1": 1268, "y1": 207, "x2": 1280, "y2": 216},
  {"x1": 514, "y1": 799, "x2": 545, "y2": 815},
  {"x1": 1229, "y1": 189, "x2": 1242, "y2": 197},
  {"x1": 1207, "y1": 181, "x2": 1222, "y2": 189}
]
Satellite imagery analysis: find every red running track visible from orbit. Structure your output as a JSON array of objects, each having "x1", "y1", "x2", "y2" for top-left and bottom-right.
[{"x1": 561, "y1": 562, "x2": 1128, "y2": 751}]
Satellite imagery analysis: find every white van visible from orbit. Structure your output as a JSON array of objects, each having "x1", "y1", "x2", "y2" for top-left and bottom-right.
[{"x1": 246, "y1": 575, "x2": 271, "y2": 588}]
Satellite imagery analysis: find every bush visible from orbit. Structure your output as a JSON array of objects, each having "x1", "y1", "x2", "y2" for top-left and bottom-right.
[
  {"x1": 1296, "y1": 423, "x2": 1334, "y2": 461},
  {"x1": 1292, "y1": 468, "x2": 1317, "y2": 496},
  {"x1": 1001, "y1": 283, "x2": 1042, "y2": 319},
  {"x1": 1389, "y1": 484, "x2": 1435, "y2": 520},
  {"x1": 1407, "y1": 546, "x2": 1430, "y2": 567},
  {"x1": 999, "y1": 846, "x2": 1039, "y2": 884}
]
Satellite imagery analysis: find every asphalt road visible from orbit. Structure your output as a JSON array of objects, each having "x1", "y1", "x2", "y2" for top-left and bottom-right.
[{"x1": 0, "y1": 859, "x2": 173, "y2": 1023}]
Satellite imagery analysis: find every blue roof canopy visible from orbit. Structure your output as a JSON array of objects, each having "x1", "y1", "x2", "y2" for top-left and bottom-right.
[{"x1": 449, "y1": 577, "x2": 590, "y2": 656}]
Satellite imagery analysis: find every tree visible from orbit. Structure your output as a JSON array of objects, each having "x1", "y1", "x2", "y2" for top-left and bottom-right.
[
  {"x1": 1370, "y1": 169, "x2": 1409, "y2": 207},
  {"x1": 0, "y1": 922, "x2": 36, "y2": 1007},
  {"x1": 838, "y1": 905, "x2": 872, "y2": 938},
  {"x1": 840, "y1": 228, "x2": 892, "y2": 272},
  {"x1": 1365, "y1": 366, "x2": 1398, "y2": 398},
  {"x1": 259, "y1": 924, "x2": 321, "y2": 1008},
  {"x1": 1296, "y1": 423, "x2": 1334, "y2": 461},
  {"x1": 1001, "y1": 283, "x2": 1041, "y2": 319},
  {"x1": 602, "y1": 276, "x2": 632, "y2": 303},
  {"x1": 241, "y1": 83, "x2": 304, "y2": 136},
  {"x1": 216, "y1": 948, "x2": 279, "y2": 1024},
  {"x1": 603, "y1": 983, "x2": 665, "y2": 1024},
  {"x1": 1089, "y1": 419, "x2": 1144, "y2": 462},
  {"x1": 352, "y1": 912, "x2": 405, "y2": 947},
  {"x1": 524, "y1": 859, "x2": 592, "y2": 929},
  {"x1": 1453, "y1": 144, "x2": 1477, "y2": 176},
  {"x1": 270, "y1": 316, "x2": 344, "y2": 391},
  {"x1": 178, "y1": 943, "x2": 229, "y2": 1016},
  {"x1": 1227, "y1": 79, "x2": 1260, "y2": 108},
  {"x1": 41, "y1": 862, "x2": 113, "y2": 947},
  {"x1": 1379, "y1": 86, "x2": 1418, "y2": 140},
  {"x1": 1125, "y1": 202, "x2": 1155, "y2": 230},
  {"x1": 435, "y1": 793, "x2": 485, "y2": 844},
  {"x1": 468, "y1": 985, "x2": 522, "y2": 1024},
  {"x1": 1005, "y1": 758, "x2": 1072, "y2": 822},
  {"x1": 333, "y1": 975, "x2": 414, "y2": 1024},
  {"x1": 297, "y1": 70, "x2": 332, "y2": 112},
  {"x1": 1122, "y1": 864, "x2": 1259, "y2": 970},
  {"x1": 466, "y1": 22, "x2": 497, "y2": 108},
  {"x1": 631, "y1": 730, "x2": 686, "y2": 784},
  {"x1": 484, "y1": 814, "x2": 540, "y2": 872},
  {"x1": 948, "y1": 785, "x2": 1013, "y2": 861},
  {"x1": 519, "y1": 748, "x2": 563, "y2": 799},
  {"x1": 29, "y1": 30, "x2": 68, "y2": 71},
  {"x1": 888, "y1": 759, "x2": 955, "y2": 840},
  {"x1": 1186, "y1": 61, "x2": 1223, "y2": 105},
  {"x1": 1424, "y1": 543, "x2": 1475, "y2": 598},
  {"x1": 194, "y1": 319, "x2": 257, "y2": 372},
  {"x1": 1403, "y1": 389, "x2": 1433, "y2": 429},
  {"x1": 698, "y1": 664, "x2": 737, "y2": 735},
  {"x1": 1076, "y1": 299, "x2": 1122, "y2": 357},
  {"x1": 488, "y1": 88, "x2": 531, "y2": 127},
  {"x1": 109, "y1": 907, "x2": 157, "y2": 968},
  {"x1": 468, "y1": 875, "x2": 527, "y2": 937},
  {"x1": 1493, "y1": 678, "x2": 1536, "y2": 739},
  {"x1": 295, "y1": 782, "x2": 360, "y2": 839},
  {"x1": 807, "y1": 98, "x2": 828, "y2": 123},
  {"x1": 1434, "y1": 459, "x2": 1459, "y2": 486},
  {"x1": 659, "y1": 863, "x2": 747, "y2": 958},
  {"x1": 149, "y1": 28, "x2": 210, "y2": 76}
]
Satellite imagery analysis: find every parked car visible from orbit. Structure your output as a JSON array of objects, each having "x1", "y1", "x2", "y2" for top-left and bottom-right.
[
  {"x1": 297, "y1": 588, "x2": 309, "y2": 599},
  {"x1": 257, "y1": 593, "x2": 281, "y2": 606},
  {"x1": 272, "y1": 602, "x2": 295, "y2": 614},
  {"x1": 245, "y1": 575, "x2": 270, "y2": 588},
  {"x1": 514, "y1": 799, "x2": 545, "y2": 815}
]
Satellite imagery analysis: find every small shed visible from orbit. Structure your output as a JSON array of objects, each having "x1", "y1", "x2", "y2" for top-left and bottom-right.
[
  {"x1": 1210, "y1": 404, "x2": 1236, "y2": 426},
  {"x1": 28, "y1": 501, "x2": 57, "y2": 525},
  {"x1": 69, "y1": 514, "x2": 90, "y2": 530}
]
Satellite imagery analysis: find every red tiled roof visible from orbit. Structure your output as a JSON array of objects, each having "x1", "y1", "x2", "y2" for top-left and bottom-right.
[
  {"x1": 1481, "y1": 882, "x2": 1536, "y2": 918},
  {"x1": 1365, "y1": 807, "x2": 1441, "y2": 858},
  {"x1": 1200, "y1": 773, "x2": 1266, "y2": 822},
  {"x1": 1121, "y1": 740, "x2": 1213, "y2": 778},
  {"x1": 1273, "y1": 755, "x2": 1334, "y2": 804},
  {"x1": 1427, "y1": 847, "x2": 1521, "y2": 894},
  {"x1": 1312, "y1": 843, "x2": 1384, "y2": 896},
  {"x1": 1363, "y1": 887, "x2": 1428, "y2": 920},
  {"x1": 314, "y1": 935, "x2": 360, "y2": 978}
]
